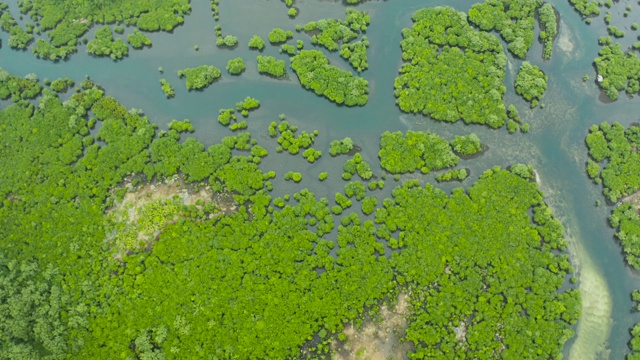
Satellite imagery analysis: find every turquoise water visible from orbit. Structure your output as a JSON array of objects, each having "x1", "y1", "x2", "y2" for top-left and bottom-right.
[{"x1": 1, "y1": 0, "x2": 638, "y2": 357}]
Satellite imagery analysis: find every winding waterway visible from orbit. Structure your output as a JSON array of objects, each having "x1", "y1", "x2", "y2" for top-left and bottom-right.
[{"x1": 1, "y1": 0, "x2": 638, "y2": 357}]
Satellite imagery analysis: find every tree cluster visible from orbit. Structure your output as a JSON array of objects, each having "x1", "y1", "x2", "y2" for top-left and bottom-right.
[
  {"x1": 257, "y1": 55, "x2": 287, "y2": 77},
  {"x1": 291, "y1": 50, "x2": 369, "y2": 106},
  {"x1": 178, "y1": 65, "x2": 221, "y2": 91},
  {"x1": 395, "y1": 7, "x2": 508, "y2": 128},
  {"x1": 514, "y1": 61, "x2": 548, "y2": 107},
  {"x1": 86, "y1": 26, "x2": 129, "y2": 60},
  {"x1": 378, "y1": 130, "x2": 461, "y2": 174}
]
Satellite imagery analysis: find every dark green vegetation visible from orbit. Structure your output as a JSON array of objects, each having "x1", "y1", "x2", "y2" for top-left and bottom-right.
[
  {"x1": 515, "y1": 62, "x2": 548, "y2": 107},
  {"x1": 269, "y1": 117, "x2": 318, "y2": 157},
  {"x1": 330, "y1": 137, "x2": 354, "y2": 156},
  {"x1": 569, "y1": 0, "x2": 601, "y2": 17},
  {"x1": 248, "y1": 35, "x2": 265, "y2": 50},
  {"x1": 86, "y1": 26, "x2": 128, "y2": 60},
  {"x1": 595, "y1": 44, "x2": 640, "y2": 101},
  {"x1": 0, "y1": 64, "x2": 580, "y2": 359},
  {"x1": 630, "y1": 290, "x2": 640, "y2": 359},
  {"x1": 291, "y1": 50, "x2": 368, "y2": 106},
  {"x1": 257, "y1": 55, "x2": 286, "y2": 77},
  {"x1": 538, "y1": 3, "x2": 558, "y2": 60},
  {"x1": 435, "y1": 168, "x2": 469, "y2": 182},
  {"x1": 268, "y1": 27, "x2": 293, "y2": 44},
  {"x1": 585, "y1": 122, "x2": 640, "y2": 203},
  {"x1": 0, "y1": 0, "x2": 190, "y2": 60},
  {"x1": 342, "y1": 153, "x2": 373, "y2": 180},
  {"x1": 340, "y1": 36, "x2": 369, "y2": 72},
  {"x1": 127, "y1": 30, "x2": 152, "y2": 49},
  {"x1": 49, "y1": 77, "x2": 74, "y2": 93},
  {"x1": 159, "y1": 79, "x2": 174, "y2": 99},
  {"x1": 395, "y1": 7, "x2": 508, "y2": 128},
  {"x1": 586, "y1": 122, "x2": 640, "y2": 269},
  {"x1": 381, "y1": 169, "x2": 580, "y2": 358},
  {"x1": 226, "y1": 57, "x2": 246, "y2": 75},
  {"x1": 301, "y1": 9, "x2": 370, "y2": 72},
  {"x1": 451, "y1": 134, "x2": 483, "y2": 156},
  {"x1": 302, "y1": 9, "x2": 368, "y2": 51},
  {"x1": 378, "y1": 131, "x2": 467, "y2": 174},
  {"x1": 468, "y1": 0, "x2": 543, "y2": 59},
  {"x1": 178, "y1": 65, "x2": 221, "y2": 91}
]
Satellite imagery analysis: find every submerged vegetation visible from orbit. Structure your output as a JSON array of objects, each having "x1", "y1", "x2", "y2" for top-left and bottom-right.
[{"x1": 395, "y1": 7, "x2": 508, "y2": 128}]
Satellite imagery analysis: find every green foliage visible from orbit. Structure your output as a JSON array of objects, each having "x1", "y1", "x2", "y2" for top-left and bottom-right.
[
  {"x1": 218, "y1": 108, "x2": 236, "y2": 126},
  {"x1": 257, "y1": 55, "x2": 286, "y2": 77},
  {"x1": 0, "y1": 255, "x2": 75, "y2": 359},
  {"x1": 178, "y1": 65, "x2": 221, "y2": 90},
  {"x1": 86, "y1": 26, "x2": 129, "y2": 60},
  {"x1": 236, "y1": 96, "x2": 260, "y2": 113},
  {"x1": 344, "y1": 181, "x2": 366, "y2": 201},
  {"x1": 216, "y1": 34, "x2": 238, "y2": 48},
  {"x1": 248, "y1": 35, "x2": 265, "y2": 50},
  {"x1": 302, "y1": 148, "x2": 322, "y2": 163},
  {"x1": 330, "y1": 137, "x2": 354, "y2": 156},
  {"x1": 288, "y1": 7, "x2": 298, "y2": 17},
  {"x1": 284, "y1": 171, "x2": 302, "y2": 182},
  {"x1": 585, "y1": 122, "x2": 640, "y2": 202},
  {"x1": 608, "y1": 26, "x2": 625, "y2": 38},
  {"x1": 291, "y1": 50, "x2": 369, "y2": 106},
  {"x1": 451, "y1": 134, "x2": 482, "y2": 156},
  {"x1": 127, "y1": 29, "x2": 151, "y2": 49},
  {"x1": 274, "y1": 119, "x2": 317, "y2": 155},
  {"x1": 361, "y1": 197, "x2": 378, "y2": 215},
  {"x1": 268, "y1": 28, "x2": 293, "y2": 44},
  {"x1": 319, "y1": 172, "x2": 328, "y2": 181},
  {"x1": 280, "y1": 44, "x2": 296, "y2": 56},
  {"x1": 0, "y1": 67, "x2": 579, "y2": 360},
  {"x1": 0, "y1": 10, "x2": 33, "y2": 49},
  {"x1": 468, "y1": 0, "x2": 543, "y2": 58},
  {"x1": 343, "y1": 153, "x2": 373, "y2": 180},
  {"x1": 594, "y1": 44, "x2": 640, "y2": 101},
  {"x1": 159, "y1": 79, "x2": 175, "y2": 98},
  {"x1": 302, "y1": 9, "x2": 368, "y2": 52},
  {"x1": 395, "y1": 7, "x2": 508, "y2": 128},
  {"x1": 340, "y1": 36, "x2": 369, "y2": 72},
  {"x1": 436, "y1": 168, "x2": 469, "y2": 182},
  {"x1": 515, "y1": 62, "x2": 548, "y2": 106},
  {"x1": 538, "y1": 3, "x2": 558, "y2": 60},
  {"x1": 335, "y1": 192, "x2": 352, "y2": 209},
  {"x1": 49, "y1": 77, "x2": 74, "y2": 93},
  {"x1": 379, "y1": 168, "x2": 578, "y2": 358},
  {"x1": 610, "y1": 203, "x2": 640, "y2": 268},
  {"x1": 379, "y1": 131, "x2": 460, "y2": 174},
  {"x1": 568, "y1": 0, "x2": 601, "y2": 16}
]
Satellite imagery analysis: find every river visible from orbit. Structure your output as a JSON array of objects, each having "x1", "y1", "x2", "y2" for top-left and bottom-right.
[{"x1": 0, "y1": 0, "x2": 637, "y2": 358}]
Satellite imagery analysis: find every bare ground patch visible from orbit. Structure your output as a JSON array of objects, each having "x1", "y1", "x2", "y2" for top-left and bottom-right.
[{"x1": 333, "y1": 293, "x2": 413, "y2": 360}]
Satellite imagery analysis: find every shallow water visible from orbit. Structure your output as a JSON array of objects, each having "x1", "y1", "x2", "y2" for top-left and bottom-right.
[{"x1": 1, "y1": 0, "x2": 638, "y2": 357}]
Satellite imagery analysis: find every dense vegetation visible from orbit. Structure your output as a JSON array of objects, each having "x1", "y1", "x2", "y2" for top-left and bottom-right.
[
  {"x1": 594, "y1": 44, "x2": 640, "y2": 101},
  {"x1": 585, "y1": 122, "x2": 640, "y2": 203},
  {"x1": 330, "y1": 137, "x2": 354, "y2": 156},
  {"x1": 381, "y1": 168, "x2": 580, "y2": 358},
  {"x1": 178, "y1": 65, "x2": 221, "y2": 91},
  {"x1": 568, "y1": 0, "x2": 601, "y2": 17},
  {"x1": 538, "y1": 3, "x2": 558, "y2": 60},
  {"x1": 394, "y1": 7, "x2": 508, "y2": 128},
  {"x1": 127, "y1": 29, "x2": 152, "y2": 49},
  {"x1": 226, "y1": 57, "x2": 246, "y2": 75},
  {"x1": 0, "y1": 0, "x2": 190, "y2": 60},
  {"x1": 159, "y1": 79, "x2": 175, "y2": 98},
  {"x1": 248, "y1": 35, "x2": 265, "y2": 50},
  {"x1": 378, "y1": 131, "x2": 468, "y2": 174},
  {"x1": 630, "y1": 290, "x2": 640, "y2": 359},
  {"x1": 586, "y1": 122, "x2": 640, "y2": 270},
  {"x1": 291, "y1": 50, "x2": 369, "y2": 106},
  {"x1": 0, "y1": 65, "x2": 580, "y2": 359},
  {"x1": 468, "y1": 0, "x2": 543, "y2": 58},
  {"x1": 301, "y1": 9, "x2": 370, "y2": 72},
  {"x1": 515, "y1": 62, "x2": 548, "y2": 107},
  {"x1": 86, "y1": 26, "x2": 128, "y2": 60},
  {"x1": 257, "y1": 55, "x2": 286, "y2": 77}
]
